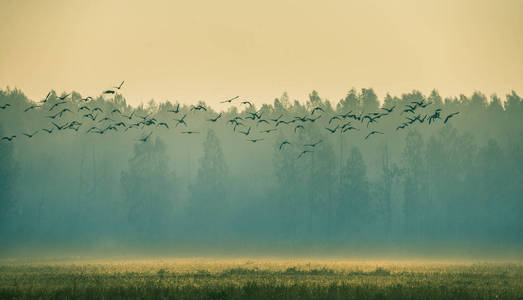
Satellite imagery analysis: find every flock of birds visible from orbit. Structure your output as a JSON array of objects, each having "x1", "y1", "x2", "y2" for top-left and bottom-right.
[{"x1": 0, "y1": 81, "x2": 460, "y2": 159}]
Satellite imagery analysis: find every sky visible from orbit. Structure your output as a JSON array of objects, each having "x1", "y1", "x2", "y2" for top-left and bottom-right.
[{"x1": 0, "y1": 0, "x2": 522, "y2": 108}]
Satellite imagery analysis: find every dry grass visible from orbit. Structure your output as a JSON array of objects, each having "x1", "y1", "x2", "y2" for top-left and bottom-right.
[{"x1": 0, "y1": 258, "x2": 521, "y2": 299}]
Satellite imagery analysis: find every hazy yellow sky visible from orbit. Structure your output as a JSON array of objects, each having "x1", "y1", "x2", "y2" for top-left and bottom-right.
[{"x1": 1, "y1": 0, "x2": 522, "y2": 107}]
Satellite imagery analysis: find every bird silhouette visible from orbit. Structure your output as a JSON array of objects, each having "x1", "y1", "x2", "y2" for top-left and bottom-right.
[
  {"x1": 304, "y1": 140, "x2": 322, "y2": 147},
  {"x1": 138, "y1": 132, "x2": 153, "y2": 142},
  {"x1": 279, "y1": 141, "x2": 290, "y2": 150},
  {"x1": 297, "y1": 150, "x2": 313, "y2": 159},
  {"x1": 158, "y1": 122, "x2": 169, "y2": 129},
  {"x1": 168, "y1": 104, "x2": 180, "y2": 114},
  {"x1": 103, "y1": 90, "x2": 115, "y2": 94},
  {"x1": 326, "y1": 126, "x2": 339, "y2": 133},
  {"x1": 0, "y1": 103, "x2": 11, "y2": 110},
  {"x1": 365, "y1": 130, "x2": 383, "y2": 140},
  {"x1": 57, "y1": 93, "x2": 70, "y2": 101},
  {"x1": 121, "y1": 111, "x2": 134, "y2": 120},
  {"x1": 49, "y1": 102, "x2": 66, "y2": 111},
  {"x1": 241, "y1": 101, "x2": 253, "y2": 107},
  {"x1": 444, "y1": 112, "x2": 460, "y2": 123},
  {"x1": 181, "y1": 131, "x2": 199, "y2": 134},
  {"x1": 113, "y1": 81, "x2": 125, "y2": 90},
  {"x1": 80, "y1": 96, "x2": 93, "y2": 102},
  {"x1": 78, "y1": 105, "x2": 90, "y2": 112},
  {"x1": 175, "y1": 114, "x2": 187, "y2": 127},
  {"x1": 261, "y1": 128, "x2": 277, "y2": 134},
  {"x1": 381, "y1": 105, "x2": 395, "y2": 113},
  {"x1": 270, "y1": 114, "x2": 283, "y2": 122},
  {"x1": 1, "y1": 135, "x2": 16, "y2": 142},
  {"x1": 221, "y1": 96, "x2": 239, "y2": 103},
  {"x1": 239, "y1": 127, "x2": 251, "y2": 136},
  {"x1": 40, "y1": 92, "x2": 52, "y2": 103},
  {"x1": 92, "y1": 107, "x2": 104, "y2": 113},
  {"x1": 311, "y1": 107, "x2": 324, "y2": 115},
  {"x1": 191, "y1": 105, "x2": 207, "y2": 112},
  {"x1": 23, "y1": 131, "x2": 39, "y2": 138},
  {"x1": 247, "y1": 138, "x2": 263, "y2": 143},
  {"x1": 294, "y1": 125, "x2": 305, "y2": 133},
  {"x1": 111, "y1": 108, "x2": 122, "y2": 115},
  {"x1": 41, "y1": 128, "x2": 53, "y2": 134},
  {"x1": 24, "y1": 104, "x2": 40, "y2": 112},
  {"x1": 208, "y1": 113, "x2": 222, "y2": 122}
]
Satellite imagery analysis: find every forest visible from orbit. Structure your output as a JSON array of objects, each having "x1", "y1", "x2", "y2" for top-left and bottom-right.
[{"x1": 0, "y1": 87, "x2": 522, "y2": 257}]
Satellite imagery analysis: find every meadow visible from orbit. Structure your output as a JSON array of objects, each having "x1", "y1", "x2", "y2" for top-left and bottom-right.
[{"x1": 0, "y1": 258, "x2": 521, "y2": 299}]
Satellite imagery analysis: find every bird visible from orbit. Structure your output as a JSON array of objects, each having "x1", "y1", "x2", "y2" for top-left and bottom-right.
[
  {"x1": 181, "y1": 131, "x2": 199, "y2": 134},
  {"x1": 261, "y1": 128, "x2": 277, "y2": 134},
  {"x1": 326, "y1": 126, "x2": 338, "y2": 133},
  {"x1": 40, "y1": 92, "x2": 52, "y2": 103},
  {"x1": 294, "y1": 125, "x2": 305, "y2": 133},
  {"x1": 297, "y1": 150, "x2": 313, "y2": 159},
  {"x1": 239, "y1": 127, "x2": 251, "y2": 136},
  {"x1": 208, "y1": 113, "x2": 222, "y2": 122},
  {"x1": 103, "y1": 90, "x2": 115, "y2": 95},
  {"x1": 396, "y1": 123, "x2": 408, "y2": 130},
  {"x1": 1, "y1": 135, "x2": 16, "y2": 142},
  {"x1": 57, "y1": 93, "x2": 70, "y2": 101},
  {"x1": 444, "y1": 112, "x2": 460, "y2": 124},
  {"x1": 175, "y1": 114, "x2": 187, "y2": 127},
  {"x1": 221, "y1": 96, "x2": 239, "y2": 103},
  {"x1": 111, "y1": 108, "x2": 121, "y2": 115},
  {"x1": 270, "y1": 114, "x2": 283, "y2": 122},
  {"x1": 23, "y1": 131, "x2": 39, "y2": 138},
  {"x1": 92, "y1": 107, "x2": 104, "y2": 113},
  {"x1": 52, "y1": 122, "x2": 69, "y2": 130},
  {"x1": 138, "y1": 132, "x2": 153, "y2": 142},
  {"x1": 57, "y1": 108, "x2": 72, "y2": 117},
  {"x1": 41, "y1": 128, "x2": 53, "y2": 134},
  {"x1": 24, "y1": 104, "x2": 40, "y2": 112},
  {"x1": 365, "y1": 130, "x2": 383, "y2": 140},
  {"x1": 98, "y1": 117, "x2": 113, "y2": 123},
  {"x1": 49, "y1": 102, "x2": 66, "y2": 111},
  {"x1": 279, "y1": 141, "x2": 290, "y2": 150},
  {"x1": 0, "y1": 103, "x2": 11, "y2": 110},
  {"x1": 329, "y1": 115, "x2": 342, "y2": 125},
  {"x1": 304, "y1": 140, "x2": 322, "y2": 147},
  {"x1": 113, "y1": 81, "x2": 125, "y2": 90},
  {"x1": 121, "y1": 111, "x2": 134, "y2": 120},
  {"x1": 80, "y1": 96, "x2": 93, "y2": 102},
  {"x1": 257, "y1": 119, "x2": 269, "y2": 125},
  {"x1": 78, "y1": 106, "x2": 90, "y2": 112},
  {"x1": 191, "y1": 105, "x2": 207, "y2": 112},
  {"x1": 381, "y1": 106, "x2": 395, "y2": 113},
  {"x1": 158, "y1": 122, "x2": 169, "y2": 129},
  {"x1": 247, "y1": 138, "x2": 263, "y2": 143},
  {"x1": 168, "y1": 104, "x2": 180, "y2": 114},
  {"x1": 241, "y1": 101, "x2": 253, "y2": 107},
  {"x1": 311, "y1": 107, "x2": 324, "y2": 115}
]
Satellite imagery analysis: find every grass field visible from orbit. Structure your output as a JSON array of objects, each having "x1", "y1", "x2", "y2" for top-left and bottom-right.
[{"x1": 0, "y1": 258, "x2": 521, "y2": 299}]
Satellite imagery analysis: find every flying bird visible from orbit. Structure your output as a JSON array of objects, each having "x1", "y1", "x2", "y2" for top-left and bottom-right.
[
  {"x1": 221, "y1": 96, "x2": 239, "y2": 103},
  {"x1": 138, "y1": 132, "x2": 153, "y2": 142},
  {"x1": 304, "y1": 140, "x2": 322, "y2": 147},
  {"x1": 24, "y1": 104, "x2": 40, "y2": 112},
  {"x1": 311, "y1": 107, "x2": 324, "y2": 115},
  {"x1": 0, "y1": 103, "x2": 12, "y2": 110},
  {"x1": 57, "y1": 93, "x2": 70, "y2": 101},
  {"x1": 103, "y1": 90, "x2": 115, "y2": 95},
  {"x1": 326, "y1": 126, "x2": 339, "y2": 133},
  {"x1": 279, "y1": 141, "x2": 290, "y2": 150},
  {"x1": 297, "y1": 150, "x2": 313, "y2": 159},
  {"x1": 294, "y1": 125, "x2": 305, "y2": 133},
  {"x1": 247, "y1": 138, "x2": 263, "y2": 143},
  {"x1": 208, "y1": 113, "x2": 222, "y2": 122},
  {"x1": 364, "y1": 130, "x2": 384, "y2": 140},
  {"x1": 1, "y1": 135, "x2": 16, "y2": 142},
  {"x1": 241, "y1": 101, "x2": 253, "y2": 107},
  {"x1": 444, "y1": 112, "x2": 460, "y2": 124},
  {"x1": 381, "y1": 106, "x2": 395, "y2": 113},
  {"x1": 181, "y1": 131, "x2": 199, "y2": 134},
  {"x1": 168, "y1": 104, "x2": 180, "y2": 114},
  {"x1": 23, "y1": 131, "x2": 39, "y2": 138},
  {"x1": 158, "y1": 122, "x2": 169, "y2": 129},
  {"x1": 113, "y1": 81, "x2": 125, "y2": 90}
]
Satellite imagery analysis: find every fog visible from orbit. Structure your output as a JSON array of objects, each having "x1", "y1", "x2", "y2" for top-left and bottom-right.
[{"x1": 0, "y1": 88, "x2": 522, "y2": 259}]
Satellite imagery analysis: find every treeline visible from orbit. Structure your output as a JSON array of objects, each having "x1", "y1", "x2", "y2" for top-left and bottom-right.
[{"x1": 0, "y1": 87, "x2": 522, "y2": 253}]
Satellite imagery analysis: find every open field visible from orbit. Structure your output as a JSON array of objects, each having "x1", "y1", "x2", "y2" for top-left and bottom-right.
[{"x1": 0, "y1": 258, "x2": 521, "y2": 299}]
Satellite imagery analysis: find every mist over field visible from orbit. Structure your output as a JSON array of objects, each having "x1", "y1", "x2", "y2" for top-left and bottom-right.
[{"x1": 0, "y1": 87, "x2": 522, "y2": 260}]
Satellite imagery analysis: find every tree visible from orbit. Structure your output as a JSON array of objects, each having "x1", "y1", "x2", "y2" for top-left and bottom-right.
[
  {"x1": 0, "y1": 125, "x2": 16, "y2": 223},
  {"x1": 188, "y1": 129, "x2": 228, "y2": 235},
  {"x1": 121, "y1": 137, "x2": 176, "y2": 237},
  {"x1": 337, "y1": 146, "x2": 371, "y2": 236}
]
